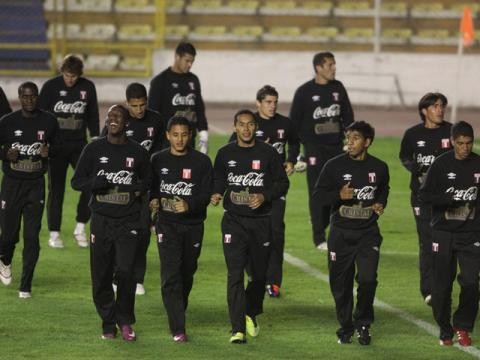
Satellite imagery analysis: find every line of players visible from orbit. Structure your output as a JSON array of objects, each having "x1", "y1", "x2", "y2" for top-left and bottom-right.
[{"x1": 0, "y1": 43, "x2": 479, "y2": 347}]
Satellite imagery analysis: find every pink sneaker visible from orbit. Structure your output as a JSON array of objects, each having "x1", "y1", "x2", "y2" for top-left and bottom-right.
[
  {"x1": 120, "y1": 325, "x2": 136, "y2": 342},
  {"x1": 455, "y1": 328, "x2": 472, "y2": 347},
  {"x1": 173, "y1": 333, "x2": 188, "y2": 342}
]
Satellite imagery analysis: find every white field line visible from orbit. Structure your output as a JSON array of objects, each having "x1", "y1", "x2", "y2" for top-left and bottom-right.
[
  {"x1": 284, "y1": 252, "x2": 480, "y2": 358},
  {"x1": 381, "y1": 250, "x2": 417, "y2": 256}
]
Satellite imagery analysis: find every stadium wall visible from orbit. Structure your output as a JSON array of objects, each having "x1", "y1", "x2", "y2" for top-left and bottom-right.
[{"x1": 2, "y1": 50, "x2": 480, "y2": 107}]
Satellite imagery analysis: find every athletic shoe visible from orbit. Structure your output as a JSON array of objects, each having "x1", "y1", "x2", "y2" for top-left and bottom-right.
[
  {"x1": 101, "y1": 328, "x2": 118, "y2": 340},
  {"x1": 439, "y1": 338, "x2": 453, "y2": 346},
  {"x1": 0, "y1": 259, "x2": 12, "y2": 285},
  {"x1": 18, "y1": 291, "x2": 31, "y2": 299},
  {"x1": 120, "y1": 325, "x2": 136, "y2": 342},
  {"x1": 112, "y1": 283, "x2": 117, "y2": 293},
  {"x1": 424, "y1": 294, "x2": 432, "y2": 306},
  {"x1": 357, "y1": 326, "x2": 371, "y2": 345},
  {"x1": 246, "y1": 315, "x2": 259, "y2": 337},
  {"x1": 266, "y1": 284, "x2": 280, "y2": 298},
  {"x1": 73, "y1": 230, "x2": 89, "y2": 248},
  {"x1": 136, "y1": 283, "x2": 145, "y2": 295},
  {"x1": 229, "y1": 332, "x2": 246, "y2": 344},
  {"x1": 48, "y1": 237, "x2": 64, "y2": 249},
  {"x1": 337, "y1": 334, "x2": 352, "y2": 344},
  {"x1": 173, "y1": 333, "x2": 188, "y2": 342},
  {"x1": 455, "y1": 328, "x2": 472, "y2": 347},
  {"x1": 316, "y1": 242, "x2": 328, "y2": 251},
  {"x1": 294, "y1": 159, "x2": 307, "y2": 172}
]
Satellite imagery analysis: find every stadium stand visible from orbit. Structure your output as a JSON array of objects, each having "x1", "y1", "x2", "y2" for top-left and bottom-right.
[
  {"x1": 262, "y1": 26, "x2": 302, "y2": 42},
  {"x1": 117, "y1": 24, "x2": 155, "y2": 41},
  {"x1": 115, "y1": 0, "x2": 155, "y2": 13},
  {"x1": 167, "y1": 0, "x2": 186, "y2": 14},
  {"x1": 259, "y1": 1, "x2": 298, "y2": 15}
]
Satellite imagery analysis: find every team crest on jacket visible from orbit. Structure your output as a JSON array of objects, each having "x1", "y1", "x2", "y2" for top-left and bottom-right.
[
  {"x1": 277, "y1": 129, "x2": 285, "y2": 139},
  {"x1": 157, "y1": 233, "x2": 163, "y2": 243},
  {"x1": 147, "y1": 127, "x2": 154, "y2": 137},
  {"x1": 91, "y1": 234, "x2": 95, "y2": 244},
  {"x1": 224, "y1": 234, "x2": 232, "y2": 244},
  {"x1": 182, "y1": 168, "x2": 191, "y2": 179},
  {"x1": 441, "y1": 138, "x2": 450, "y2": 148},
  {"x1": 188, "y1": 82, "x2": 195, "y2": 90},
  {"x1": 37, "y1": 131, "x2": 45, "y2": 140},
  {"x1": 252, "y1": 160, "x2": 261, "y2": 170},
  {"x1": 368, "y1": 172, "x2": 376, "y2": 183},
  {"x1": 308, "y1": 157, "x2": 316, "y2": 166},
  {"x1": 80, "y1": 91, "x2": 87, "y2": 100},
  {"x1": 475, "y1": 173, "x2": 480, "y2": 184},
  {"x1": 126, "y1": 157, "x2": 134, "y2": 168},
  {"x1": 330, "y1": 251, "x2": 336, "y2": 261},
  {"x1": 432, "y1": 242, "x2": 439, "y2": 253},
  {"x1": 332, "y1": 92, "x2": 339, "y2": 101}
]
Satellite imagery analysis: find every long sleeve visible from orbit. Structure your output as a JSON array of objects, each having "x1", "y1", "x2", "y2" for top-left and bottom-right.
[
  {"x1": 399, "y1": 132, "x2": 416, "y2": 173},
  {"x1": 289, "y1": 87, "x2": 304, "y2": 137},
  {"x1": 47, "y1": 118, "x2": 62, "y2": 159},
  {"x1": 261, "y1": 152, "x2": 289, "y2": 202},
  {"x1": 0, "y1": 87, "x2": 12, "y2": 118},
  {"x1": 194, "y1": 79, "x2": 208, "y2": 131},
  {"x1": 314, "y1": 162, "x2": 341, "y2": 206},
  {"x1": 286, "y1": 120, "x2": 300, "y2": 164},
  {"x1": 419, "y1": 162, "x2": 453, "y2": 206},
  {"x1": 86, "y1": 84, "x2": 100, "y2": 137},
  {"x1": 375, "y1": 164, "x2": 390, "y2": 207},
  {"x1": 71, "y1": 146, "x2": 96, "y2": 192},
  {"x1": 340, "y1": 83, "x2": 354, "y2": 128},
  {"x1": 148, "y1": 76, "x2": 164, "y2": 115},
  {"x1": 37, "y1": 82, "x2": 52, "y2": 113},
  {"x1": 185, "y1": 157, "x2": 213, "y2": 213},
  {"x1": 213, "y1": 150, "x2": 227, "y2": 195}
]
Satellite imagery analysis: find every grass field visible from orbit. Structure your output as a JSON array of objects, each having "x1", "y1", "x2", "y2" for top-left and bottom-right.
[{"x1": 1, "y1": 136, "x2": 479, "y2": 360}]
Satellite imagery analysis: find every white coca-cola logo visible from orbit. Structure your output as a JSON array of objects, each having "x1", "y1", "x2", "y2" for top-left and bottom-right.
[
  {"x1": 417, "y1": 153, "x2": 435, "y2": 166},
  {"x1": 53, "y1": 101, "x2": 87, "y2": 114},
  {"x1": 140, "y1": 139, "x2": 152, "y2": 151},
  {"x1": 172, "y1": 93, "x2": 196, "y2": 106},
  {"x1": 313, "y1": 104, "x2": 340, "y2": 119},
  {"x1": 159, "y1": 180, "x2": 193, "y2": 195},
  {"x1": 11, "y1": 142, "x2": 42, "y2": 155},
  {"x1": 97, "y1": 169, "x2": 133, "y2": 185},
  {"x1": 446, "y1": 186, "x2": 478, "y2": 201},
  {"x1": 354, "y1": 186, "x2": 377, "y2": 200},
  {"x1": 227, "y1": 172, "x2": 265, "y2": 187}
]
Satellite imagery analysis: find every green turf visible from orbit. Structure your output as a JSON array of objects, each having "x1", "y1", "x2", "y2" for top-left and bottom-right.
[{"x1": 0, "y1": 136, "x2": 478, "y2": 359}]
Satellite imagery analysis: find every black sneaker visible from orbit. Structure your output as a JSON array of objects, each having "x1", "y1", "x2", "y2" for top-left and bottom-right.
[
  {"x1": 337, "y1": 333, "x2": 352, "y2": 344},
  {"x1": 357, "y1": 326, "x2": 371, "y2": 345}
]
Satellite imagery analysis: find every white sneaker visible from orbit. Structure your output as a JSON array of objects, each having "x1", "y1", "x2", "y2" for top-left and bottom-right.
[
  {"x1": 48, "y1": 237, "x2": 64, "y2": 248},
  {"x1": 136, "y1": 283, "x2": 145, "y2": 295},
  {"x1": 294, "y1": 160, "x2": 307, "y2": 172},
  {"x1": 0, "y1": 259, "x2": 12, "y2": 285},
  {"x1": 316, "y1": 242, "x2": 328, "y2": 251},
  {"x1": 112, "y1": 283, "x2": 117, "y2": 293},
  {"x1": 73, "y1": 230, "x2": 89, "y2": 248},
  {"x1": 19, "y1": 291, "x2": 31, "y2": 298},
  {"x1": 424, "y1": 294, "x2": 432, "y2": 306}
]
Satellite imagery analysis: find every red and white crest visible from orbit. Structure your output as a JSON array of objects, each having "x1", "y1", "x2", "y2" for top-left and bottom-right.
[
  {"x1": 147, "y1": 127, "x2": 154, "y2": 137},
  {"x1": 475, "y1": 173, "x2": 480, "y2": 184},
  {"x1": 330, "y1": 251, "x2": 336, "y2": 261},
  {"x1": 413, "y1": 207, "x2": 421, "y2": 216},
  {"x1": 368, "y1": 172, "x2": 376, "y2": 183},
  {"x1": 37, "y1": 130, "x2": 45, "y2": 141},
  {"x1": 188, "y1": 82, "x2": 195, "y2": 90},
  {"x1": 224, "y1": 234, "x2": 232, "y2": 244},
  {"x1": 157, "y1": 233, "x2": 163, "y2": 243},
  {"x1": 432, "y1": 242, "x2": 439, "y2": 253},
  {"x1": 308, "y1": 157, "x2": 316, "y2": 166},
  {"x1": 80, "y1": 91, "x2": 87, "y2": 100},
  {"x1": 1, "y1": 200, "x2": 5, "y2": 209},
  {"x1": 252, "y1": 160, "x2": 261, "y2": 170},
  {"x1": 182, "y1": 168, "x2": 191, "y2": 179},
  {"x1": 277, "y1": 129, "x2": 285, "y2": 139},
  {"x1": 126, "y1": 157, "x2": 134, "y2": 168},
  {"x1": 441, "y1": 138, "x2": 450, "y2": 148},
  {"x1": 91, "y1": 234, "x2": 95, "y2": 244},
  {"x1": 332, "y1": 92, "x2": 339, "y2": 101}
]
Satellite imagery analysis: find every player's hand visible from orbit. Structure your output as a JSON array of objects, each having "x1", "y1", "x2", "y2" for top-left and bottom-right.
[
  {"x1": 40, "y1": 144, "x2": 49, "y2": 158},
  {"x1": 339, "y1": 182, "x2": 354, "y2": 200},
  {"x1": 210, "y1": 193, "x2": 222, "y2": 206},
  {"x1": 6, "y1": 148, "x2": 20, "y2": 162},
  {"x1": 372, "y1": 203, "x2": 384, "y2": 216},
  {"x1": 149, "y1": 198, "x2": 159, "y2": 212},
  {"x1": 284, "y1": 161, "x2": 294, "y2": 176},
  {"x1": 249, "y1": 193, "x2": 265, "y2": 209},
  {"x1": 173, "y1": 196, "x2": 189, "y2": 213}
]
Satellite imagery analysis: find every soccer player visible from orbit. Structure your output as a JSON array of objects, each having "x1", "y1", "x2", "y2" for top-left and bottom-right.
[
  {"x1": 211, "y1": 109, "x2": 289, "y2": 344},
  {"x1": 0, "y1": 82, "x2": 61, "y2": 297},
  {"x1": 38, "y1": 54, "x2": 99, "y2": 249},
  {"x1": 229, "y1": 85, "x2": 299, "y2": 298},
  {"x1": 420, "y1": 121, "x2": 480, "y2": 347},
  {"x1": 148, "y1": 42, "x2": 209, "y2": 154},
  {"x1": 150, "y1": 116, "x2": 213, "y2": 342},
  {"x1": 0, "y1": 86, "x2": 12, "y2": 117},
  {"x1": 101, "y1": 82, "x2": 166, "y2": 295},
  {"x1": 71, "y1": 105, "x2": 151, "y2": 341},
  {"x1": 315, "y1": 121, "x2": 389, "y2": 345},
  {"x1": 290, "y1": 51, "x2": 354, "y2": 250},
  {"x1": 399, "y1": 93, "x2": 451, "y2": 305}
]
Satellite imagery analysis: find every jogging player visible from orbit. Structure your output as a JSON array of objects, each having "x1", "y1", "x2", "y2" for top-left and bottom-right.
[
  {"x1": 315, "y1": 121, "x2": 389, "y2": 345},
  {"x1": 148, "y1": 42, "x2": 209, "y2": 154},
  {"x1": 211, "y1": 109, "x2": 289, "y2": 344},
  {"x1": 39, "y1": 54, "x2": 99, "y2": 248},
  {"x1": 229, "y1": 85, "x2": 299, "y2": 298},
  {"x1": 71, "y1": 105, "x2": 151, "y2": 341},
  {"x1": 399, "y1": 92, "x2": 451, "y2": 305},
  {"x1": 150, "y1": 116, "x2": 213, "y2": 342},
  {"x1": 420, "y1": 121, "x2": 480, "y2": 347},
  {"x1": 290, "y1": 51, "x2": 354, "y2": 250},
  {"x1": 101, "y1": 82, "x2": 166, "y2": 295},
  {"x1": 0, "y1": 82, "x2": 61, "y2": 297}
]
